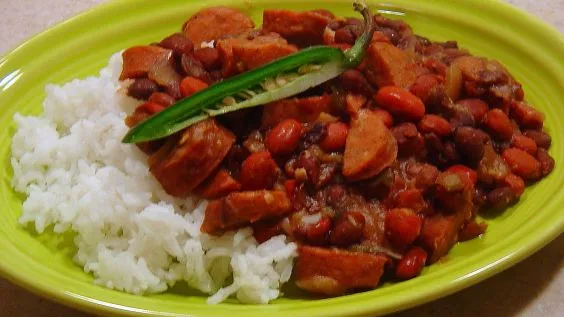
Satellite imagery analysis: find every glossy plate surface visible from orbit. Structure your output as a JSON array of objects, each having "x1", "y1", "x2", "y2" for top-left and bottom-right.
[{"x1": 0, "y1": 0, "x2": 562, "y2": 316}]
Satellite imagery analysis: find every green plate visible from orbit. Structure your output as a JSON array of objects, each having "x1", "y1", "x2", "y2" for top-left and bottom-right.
[{"x1": 0, "y1": 0, "x2": 563, "y2": 316}]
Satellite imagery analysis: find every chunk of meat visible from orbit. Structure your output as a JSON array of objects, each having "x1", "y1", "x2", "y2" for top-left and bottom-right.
[
  {"x1": 239, "y1": 151, "x2": 279, "y2": 190},
  {"x1": 261, "y1": 95, "x2": 334, "y2": 128},
  {"x1": 477, "y1": 144, "x2": 510, "y2": 185},
  {"x1": 217, "y1": 33, "x2": 298, "y2": 76},
  {"x1": 295, "y1": 246, "x2": 389, "y2": 295},
  {"x1": 197, "y1": 169, "x2": 241, "y2": 199},
  {"x1": 364, "y1": 42, "x2": 425, "y2": 89},
  {"x1": 183, "y1": 6, "x2": 254, "y2": 45},
  {"x1": 201, "y1": 190, "x2": 292, "y2": 234},
  {"x1": 148, "y1": 54, "x2": 182, "y2": 98},
  {"x1": 149, "y1": 119, "x2": 235, "y2": 197},
  {"x1": 343, "y1": 109, "x2": 398, "y2": 181},
  {"x1": 262, "y1": 10, "x2": 332, "y2": 46},
  {"x1": 120, "y1": 46, "x2": 172, "y2": 80},
  {"x1": 417, "y1": 211, "x2": 466, "y2": 263},
  {"x1": 450, "y1": 56, "x2": 487, "y2": 82}
]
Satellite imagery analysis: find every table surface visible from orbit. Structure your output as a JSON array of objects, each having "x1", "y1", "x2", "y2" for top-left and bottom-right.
[{"x1": 0, "y1": 0, "x2": 562, "y2": 316}]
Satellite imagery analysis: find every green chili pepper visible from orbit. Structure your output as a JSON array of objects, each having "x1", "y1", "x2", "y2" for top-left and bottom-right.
[{"x1": 123, "y1": 1, "x2": 375, "y2": 143}]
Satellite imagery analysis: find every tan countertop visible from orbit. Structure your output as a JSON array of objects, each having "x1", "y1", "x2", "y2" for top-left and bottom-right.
[{"x1": 0, "y1": 0, "x2": 562, "y2": 316}]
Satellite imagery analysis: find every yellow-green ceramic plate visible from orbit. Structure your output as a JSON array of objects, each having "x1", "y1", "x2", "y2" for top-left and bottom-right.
[{"x1": 0, "y1": 0, "x2": 563, "y2": 316}]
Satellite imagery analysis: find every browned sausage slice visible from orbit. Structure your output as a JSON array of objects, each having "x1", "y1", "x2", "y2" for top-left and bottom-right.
[
  {"x1": 295, "y1": 246, "x2": 389, "y2": 295},
  {"x1": 343, "y1": 109, "x2": 398, "y2": 181},
  {"x1": 262, "y1": 10, "x2": 332, "y2": 46},
  {"x1": 261, "y1": 95, "x2": 333, "y2": 128},
  {"x1": 364, "y1": 42, "x2": 425, "y2": 89},
  {"x1": 201, "y1": 190, "x2": 292, "y2": 234},
  {"x1": 417, "y1": 211, "x2": 466, "y2": 263},
  {"x1": 217, "y1": 33, "x2": 297, "y2": 77},
  {"x1": 149, "y1": 119, "x2": 235, "y2": 197},
  {"x1": 197, "y1": 169, "x2": 241, "y2": 199},
  {"x1": 183, "y1": 6, "x2": 255, "y2": 46},
  {"x1": 120, "y1": 46, "x2": 172, "y2": 80}
]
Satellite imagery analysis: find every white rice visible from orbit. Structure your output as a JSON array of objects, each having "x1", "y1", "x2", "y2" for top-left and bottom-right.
[{"x1": 10, "y1": 53, "x2": 297, "y2": 304}]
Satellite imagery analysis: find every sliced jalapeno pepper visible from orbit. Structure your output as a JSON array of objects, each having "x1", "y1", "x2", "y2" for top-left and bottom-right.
[{"x1": 123, "y1": 1, "x2": 375, "y2": 143}]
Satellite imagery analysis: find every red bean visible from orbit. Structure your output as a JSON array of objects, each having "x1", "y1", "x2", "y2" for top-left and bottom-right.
[
  {"x1": 374, "y1": 86, "x2": 426, "y2": 121},
  {"x1": 395, "y1": 247, "x2": 427, "y2": 280},
  {"x1": 296, "y1": 216, "x2": 332, "y2": 245},
  {"x1": 446, "y1": 164, "x2": 477, "y2": 189},
  {"x1": 265, "y1": 119, "x2": 303, "y2": 155},
  {"x1": 193, "y1": 47, "x2": 221, "y2": 70},
  {"x1": 179, "y1": 76, "x2": 209, "y2": 97},
  {"x1": 424, "y1": 133, "x2": 458, "y2": 167},
  {"x1": 391, "y1": 123, "x2": 425, "y2": 158},
  {"x1": 457, "y1": 99, "x2": 489, "y2": 123},
  {"x1": 409, "y1": 74, "x2": 442, "y2": 104},
  {"x1": 159, "y1": 33, "x2": 194, "y2": 56},
  {"x1": 418, "y1": 114, "x2": 452, "y2": 137},
  {"x1": 295, "y1": 150, "x2": 321, "y2": 187},
  {"x1": 128, "y1": 78, "x2": 159, "y2": 100},
  {"x1": 326, "y1": 184, "x2": 346, "y2": 206},
  {"x1": 487, "y1": 187, "x2": 517, "y2": 209},
  {"x1": 511, "y1": 134, "x2": 537, "y2": 155},
  {"x1": 334, "y1": 27, "x2": 356, "y2": 45},
  {"x1": 502, "y1": 173, "x2": 525, "y2": 196},
  {"x1": 407, "y1": 162, "x2": 440, "y2": 190},
  {"x1": 339, "y1": 69, "x2": 374, "y2": 95},
  {"x1": 239, "y1": 151, "x2": 279, "y2": 190},
  {"x1": 483, "y1": 109, "x2": 513, "y2": 141},
  {"x1": 536, "y1": 148, "x2": 555, "y2": 177},
  {"x1": 511, "y1": 102, "x2": 544, "y2": 129},
  {"x1": 502, "y1": 148, "x2": 541, "y2": 180},
  {"x1": 329, "y1": 211, "x2": 366, "y2": 246},
  {"x1": 424, "y1": 58, "x2": 447, "y2": 77},
  {"x1": 148, "y1": 92, "x2": 176, "y2": 107},
  {"x1": 373, "y1": 109, "x2": 394, "y2": 128},
  {"x1": 523, "y1": 130, "x2": 551, "y2": 149},
  {"x1": 320, "y1": 122, "x2": 348, "y2": 152},
  {"x1": 394, "y1": 189, "x2": 427, "y2": 213},
  {"x1": 385, "y1": 208, "x2": 423, "y2": 247}
]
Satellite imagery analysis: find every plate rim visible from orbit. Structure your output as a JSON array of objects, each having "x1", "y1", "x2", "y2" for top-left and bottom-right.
[{"x1": 0, "y1": 0, "x2": 563, "y2": 316}]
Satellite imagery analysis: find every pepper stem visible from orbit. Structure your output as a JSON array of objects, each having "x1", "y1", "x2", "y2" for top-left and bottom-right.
[{"x1": 344, "y1": 1, "x2": 375, "y2": 68}]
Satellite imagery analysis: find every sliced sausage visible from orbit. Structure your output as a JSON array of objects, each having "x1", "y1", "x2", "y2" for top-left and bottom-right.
[
  {"x1": 295, "y1": 246, "x2": 389, "y2": 295},
  {"x1": 364, "y1": 42, "x2": 425, "y2": 89},
  {"x1": 343, "y1": 109, "x2": 398, "y2": 181},
  {"x1": 201, "y1": 190, "x2": 292, "y2": 234},
  {"x1": 197, "y1": 169, "x2": 241, "y2": 199},
  {"x1": 120, "y1": 46, "x2": 172, "y2": 80},
  {"x1": 262, "y1": 10, "x2": 332, "y2": 46},
  {"x1": 217, "y1": 33, "x2": 298, "y2": 77},
  {"x1": 149, "y1": 119, "x2": 235, "y2": 197},
  {"x1": 183, "y1": 6, "x2": 254, "y2": 46},
  {"x1": 417, "y1": 211, "x2": 466, "y2": 263}
]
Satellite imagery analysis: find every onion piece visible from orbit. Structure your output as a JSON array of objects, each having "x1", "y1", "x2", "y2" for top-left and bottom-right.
[
  {"x1": 148, "y1": 55, "x2": 182, "y2": 97},
  {"x1": 350, "y1": 244, "x2": 403, "y2": 260},
  {"x1": 301, "y1": 213, "x2": 322, "y2": 225},
  {"x1": 445, "y1": 63, "x2": 463, "y2": 102}
]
